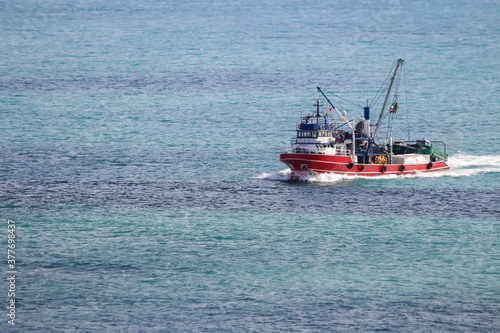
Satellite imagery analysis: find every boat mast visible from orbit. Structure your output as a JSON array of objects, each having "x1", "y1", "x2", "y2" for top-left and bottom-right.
[
  {"x1": 314, "y1": 100, "x2": 321, "y2": 117},
  {"x1": 372, "y1": 59, "x2": 404, "y2": 139}
]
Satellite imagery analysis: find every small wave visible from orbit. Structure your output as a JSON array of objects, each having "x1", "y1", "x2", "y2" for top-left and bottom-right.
[
  {"x1": 255, "y1": 169, "x2": 292, "y2": 180},
  {"x1": 256, "y1": 154, "x2": 500, "y2": 182}
]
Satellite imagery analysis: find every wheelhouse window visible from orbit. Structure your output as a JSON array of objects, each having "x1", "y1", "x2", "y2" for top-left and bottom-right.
[
  {"x1": 316, "y1": 131, "x2": 332, "y2": 137},
  {"x1": 298, "y1": 131, "x2": 316, "y2": 138}
]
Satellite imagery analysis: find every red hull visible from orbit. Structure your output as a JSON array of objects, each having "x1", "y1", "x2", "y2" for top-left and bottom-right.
[{"x1": 280, "y1": 153, "x2": 450, "y2": 178}]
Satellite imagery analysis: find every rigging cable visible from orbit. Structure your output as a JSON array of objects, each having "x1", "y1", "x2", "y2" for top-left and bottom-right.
[
  {"x1": 369, "y1": 60, "x2": 397, "y2": 109},
  {"x1": 387, "y1": 69, "x2": 402, "y2": 138},
  {"x1": 318, "y1": 90, "x2": 364, "y2": 110},
  {"x1": 404, "y1": 65, "x2": 410, "y2": 141}
]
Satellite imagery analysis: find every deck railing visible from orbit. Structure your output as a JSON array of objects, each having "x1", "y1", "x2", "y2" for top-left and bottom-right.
[{"x1": 392, "y1": 140, "x2": 448, "y2": 157}]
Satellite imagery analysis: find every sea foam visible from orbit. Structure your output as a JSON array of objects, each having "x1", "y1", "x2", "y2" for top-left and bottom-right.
[{"x1": 256, "y1": 154, "x2": 500, "y2": 182}]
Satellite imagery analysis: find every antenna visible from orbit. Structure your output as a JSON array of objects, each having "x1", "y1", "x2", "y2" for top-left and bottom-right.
[{"x1": 313, "y1": 99, "x2": 323, "y2": 117}]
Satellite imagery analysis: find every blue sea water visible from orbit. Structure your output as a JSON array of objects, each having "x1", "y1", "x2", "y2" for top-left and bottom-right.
[{"x1": 1, "y1": 0, "x2": 500, "y2": 331}]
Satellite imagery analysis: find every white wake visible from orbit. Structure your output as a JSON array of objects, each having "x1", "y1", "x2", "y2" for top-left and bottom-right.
[
  {"x1": 255, "y1": 169, "x2": 292, "y2": 181},
  {"x1": 255, "y1": 154, "x2": 500, "y2": 182}
]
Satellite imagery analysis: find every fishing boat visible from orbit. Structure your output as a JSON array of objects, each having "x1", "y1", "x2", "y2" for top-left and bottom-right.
[{"x1": 280, "y1": 59, "x2": 450, "y2": 179}]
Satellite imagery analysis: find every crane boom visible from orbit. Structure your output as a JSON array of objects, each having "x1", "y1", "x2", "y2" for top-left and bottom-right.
[
  {"x1": 372, "y1": 59, "x2": 404, "y2": 139},
  {"x1": 317, "y1": 86, "x2": 350, "y2": 127}
]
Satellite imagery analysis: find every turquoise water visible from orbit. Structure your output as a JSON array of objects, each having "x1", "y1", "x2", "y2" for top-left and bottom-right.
[{"x1": 1, "y1": 0, "x2": 500, "y2": 331}]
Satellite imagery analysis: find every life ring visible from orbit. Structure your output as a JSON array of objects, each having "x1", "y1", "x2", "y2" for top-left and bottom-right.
[
  {"x1": 347, "y1": 163, "x2": 354, "y2": 169},
  {"x1": 427, "y1": 162, "x2": 433, "y2": 169},
  {"x1": 399, "y1": 165, "x2": 405, "y2": 172},
  {"x1": 381, "y1": 165, "x2": 387, "y2": 173}
]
